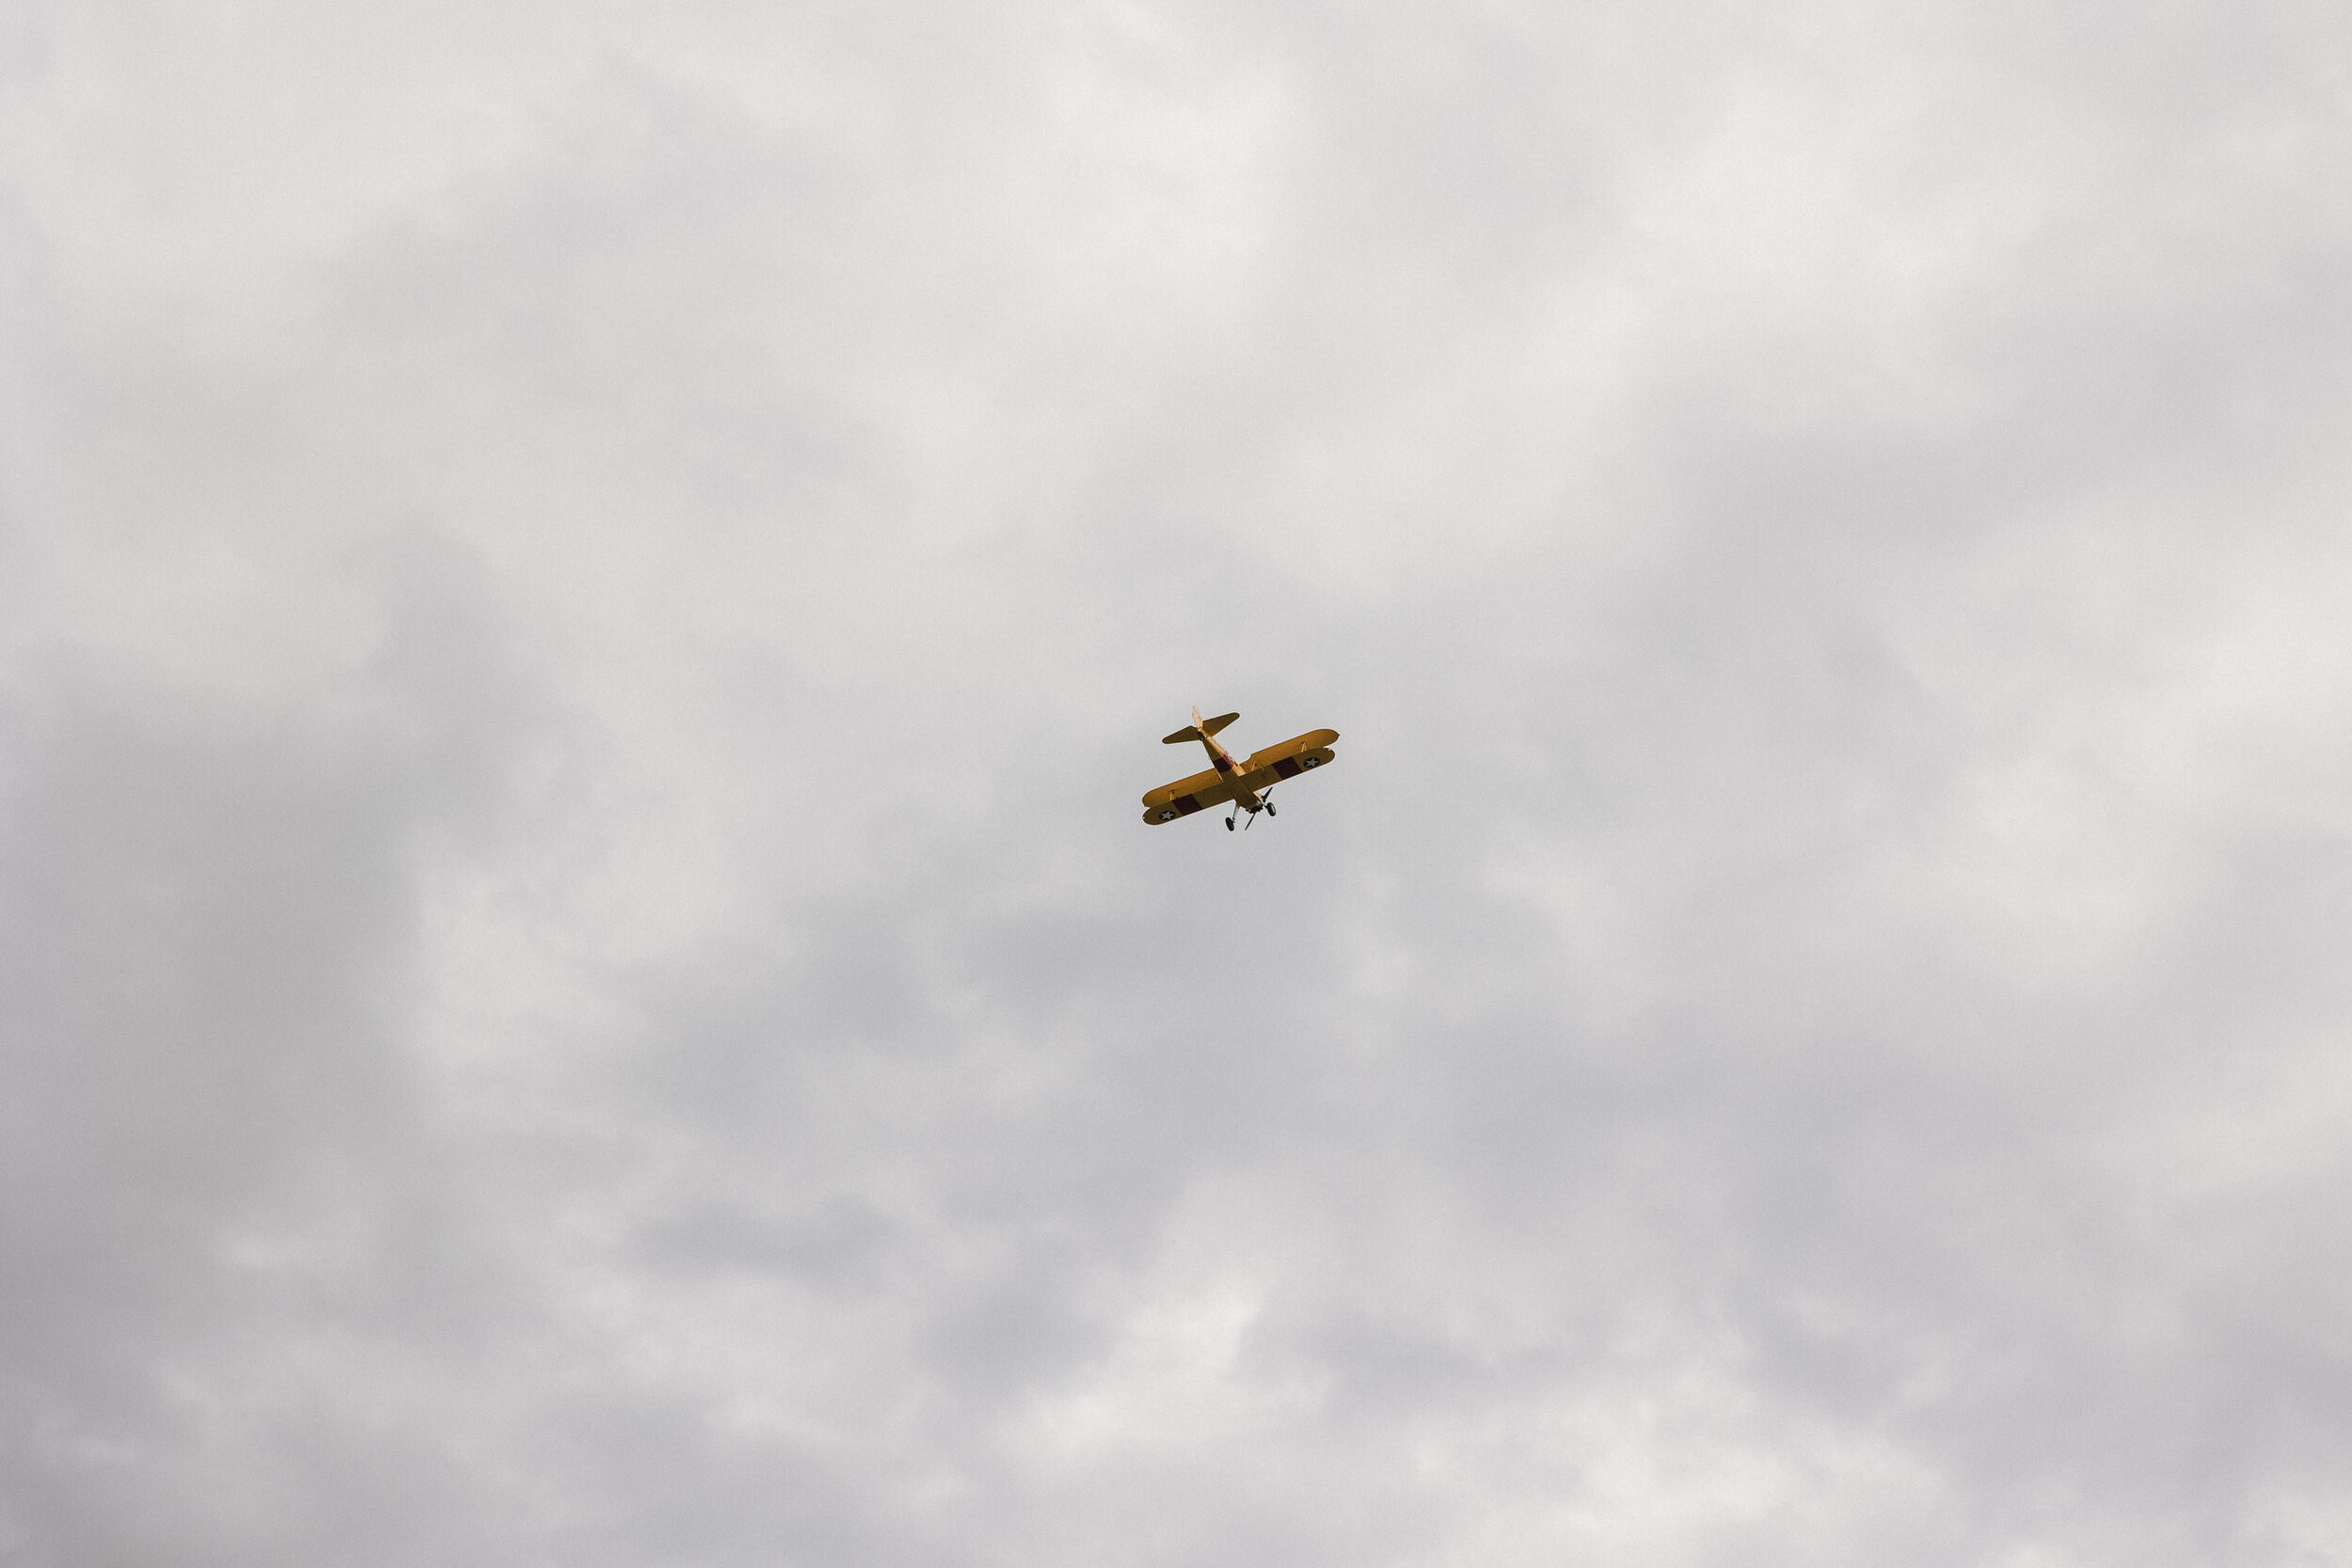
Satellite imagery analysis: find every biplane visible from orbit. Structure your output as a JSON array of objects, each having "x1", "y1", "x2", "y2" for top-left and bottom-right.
[{"x1": 1141, "y1": 707, "x2": 1340, "y2": 831}]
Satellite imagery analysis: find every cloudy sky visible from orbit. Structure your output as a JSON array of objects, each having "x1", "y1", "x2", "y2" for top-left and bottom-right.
[{"x1": 7, "y1": 1, "x2": 2352, "y2": 1562}]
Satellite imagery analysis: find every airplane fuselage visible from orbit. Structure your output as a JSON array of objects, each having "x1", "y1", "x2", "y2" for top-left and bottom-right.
[{"x1": 1194, "y1": 729, "x2": 1265, "y2": 815}]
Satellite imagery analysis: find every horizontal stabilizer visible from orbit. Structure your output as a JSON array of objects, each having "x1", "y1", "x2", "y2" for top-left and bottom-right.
[{"x1": 1162, "y1": 711, "x2": 1240, "y2": 743}]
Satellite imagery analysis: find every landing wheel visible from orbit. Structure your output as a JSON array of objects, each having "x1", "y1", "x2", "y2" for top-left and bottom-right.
[
  {"x1": 1265, "y1": 803, "x2": 1276, "y2": 816},
  {"x1": 1226, "y1": 817, "x2": 1235, "y2": 831}
]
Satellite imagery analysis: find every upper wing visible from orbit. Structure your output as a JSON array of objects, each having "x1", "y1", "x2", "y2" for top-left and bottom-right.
[
  {"x1": 1143, "y1": 765, "x2": 1224, "y2": 807},
  {"x1": 1140, "y1": 773, "x2": 1239, "y2": 824},
  {"x1": 1233, "y1": 728, "x2": 1340, "y2": 792}
]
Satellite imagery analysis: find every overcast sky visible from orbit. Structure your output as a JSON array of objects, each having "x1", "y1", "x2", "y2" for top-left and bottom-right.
[{"x1": 7, "y1": 2, "x2": 2352, "y2": 1563}]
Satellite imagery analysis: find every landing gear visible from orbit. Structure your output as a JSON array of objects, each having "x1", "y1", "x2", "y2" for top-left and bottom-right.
[
  {"x1": 1225, "y1": 816, "x2": 1235, "y2": 831},
  {"x1": 1265, "y1": 802, "x2": 1276, "y2": 816}
]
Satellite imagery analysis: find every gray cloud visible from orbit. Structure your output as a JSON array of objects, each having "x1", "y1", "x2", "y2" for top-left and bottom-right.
[{"x1": 7, "y1": 0, "x2": 2352, "y2": 1563}]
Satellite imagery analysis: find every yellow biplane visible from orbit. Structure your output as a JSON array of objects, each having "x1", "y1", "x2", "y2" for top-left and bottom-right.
[{"x1": 1141, "y1": 707, "x2": 1340, "y2": 831}]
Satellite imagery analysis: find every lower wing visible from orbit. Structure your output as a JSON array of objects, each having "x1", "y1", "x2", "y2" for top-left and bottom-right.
[
  {"x1": 1140, "y1": 780, "x2": 1239, "y2": 824},
  {"x1": 1232, "y1": 749, "x2": 1335, "y2": 795},
  {"x1": 1243, "y1": 729, "x2": 1339, "y2": 772},
  {"x1": 1233, "y1": 730, "x2": 1339, "y2": 793},
  {"x1": 1142, "y1": 765, "x2": 1225, "y2": 808}
]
